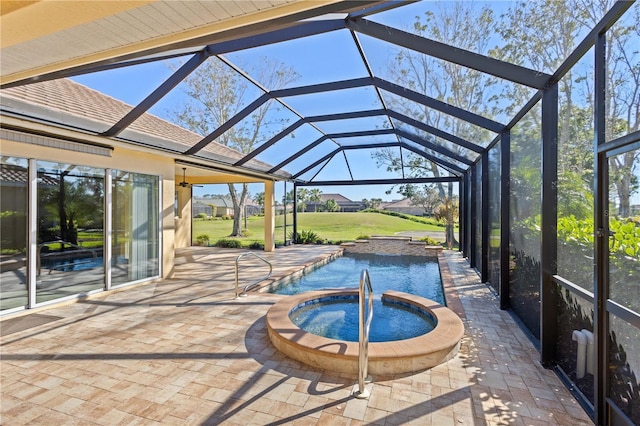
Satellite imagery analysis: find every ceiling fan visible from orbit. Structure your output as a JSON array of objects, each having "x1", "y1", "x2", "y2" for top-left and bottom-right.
[
  {"x1": 178, "y1": 168, "x2": 190, "y2": 187},
  {"x1": 178, "y1": 167, "x2": 202, "y2": 188}
]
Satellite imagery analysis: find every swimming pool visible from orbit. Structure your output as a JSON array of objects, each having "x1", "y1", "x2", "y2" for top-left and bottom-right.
[{"x1": 271, "y1": 252, "x2": 444, "y2": 304}]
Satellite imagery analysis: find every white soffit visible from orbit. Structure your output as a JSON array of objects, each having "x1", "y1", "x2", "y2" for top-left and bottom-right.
[{"x1": 0, "y1": 0, "x2": 341, "y2": 86}]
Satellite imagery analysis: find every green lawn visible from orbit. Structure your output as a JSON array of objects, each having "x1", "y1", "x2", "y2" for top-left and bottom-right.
[{"x1": 193, "y1": 212, "x2": 450, "y2": 247}]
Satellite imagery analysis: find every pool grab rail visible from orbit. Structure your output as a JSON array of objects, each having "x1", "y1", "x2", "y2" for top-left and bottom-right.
[
  {"x1": 234, "y1": 252, "x2": 273, "y2": 298},
  {"x1": 356, "y1": 269, "x2": 374, "y2": 399}
]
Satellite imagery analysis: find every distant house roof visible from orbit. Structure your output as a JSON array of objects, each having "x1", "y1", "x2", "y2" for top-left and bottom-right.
[
  {"x1": 0, "y1": 79, "x2": 276, "y2": 172},
  {"x1": 201, "y1": 197, "x2": 233, "y2": 208},
  {"x1": 319, "y1": 193, "x2": 352, "y2": 203},
  {"x1": 383, "y1": 198, "x2": 416, "y2": 208}
]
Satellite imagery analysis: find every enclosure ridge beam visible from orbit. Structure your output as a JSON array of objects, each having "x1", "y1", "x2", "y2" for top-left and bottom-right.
[
  {"x1": 330, "y1": 128, "x2": 395, "y2": 139},
  {"x1": 102, "y1": 50, "x2": 211, "y2": 137},
  {"x1": 374, "y1": 77, "x2": 504, "y2": 133},
  {"x1": 306, "y1": 109, "x2": 388, "y2": 122},
  {"x1": 341, "y1": 142, "x2": 400, "y2": 150},
  {"x1": 348, "y1": 18, "x2": 551, "y2": 89},
  {"x1": 299, "y1": 177, "x2": 459, "y2": 186},
  {"x1": 270, "y1": 77, "x2": 372, "y2": 97},
  {"x1": 184, "y1": 93, "x2": 271, "y2": 155}
]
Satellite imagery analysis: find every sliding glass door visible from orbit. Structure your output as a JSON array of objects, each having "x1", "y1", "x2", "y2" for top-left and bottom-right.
[{"x1": 112, "y1": 171, "x2": 159, "y2": 285}]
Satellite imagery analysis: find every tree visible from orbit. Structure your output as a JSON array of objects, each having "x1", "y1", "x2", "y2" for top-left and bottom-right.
[
  {"x1": 309, "y1": 188, "x2": 322, "y2": 212},
  {"x1": 171, "y1": 57, "x2": 298, "y2": 236},
  {"x1": 363, "y1": 198, "x2": 383, "y2": 210},
  {"x1": 403, "y1": 184, "x2": 441, "y2": 216},
  {"x1": 254, "y1": 191, "x2": 265, "y2": 213},
  {"x1": 296, "y1": 188, "x2": 309, "y2": 212},
  {"x1": 324, "y1": 199, "x2": 340, "y2": 212}
]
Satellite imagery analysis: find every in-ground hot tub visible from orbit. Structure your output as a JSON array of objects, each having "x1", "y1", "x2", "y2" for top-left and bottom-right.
[{"x1": 266, "y1": 289, "x2": 464, "y2": 375}]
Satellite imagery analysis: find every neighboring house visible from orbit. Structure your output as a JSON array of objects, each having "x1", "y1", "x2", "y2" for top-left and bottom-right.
[
  {"x1": 305, "y1": 193, "x2": 365, "y2": 212},
  {"x1": 204, "y1": 197, "x2": 234, "y2": 217},
  {"x1": 193, "y1": 197, "x2": 261, "y2": 218},
  {"x1": 381, "y1": 198, "x2": 426, "y2": 216}
]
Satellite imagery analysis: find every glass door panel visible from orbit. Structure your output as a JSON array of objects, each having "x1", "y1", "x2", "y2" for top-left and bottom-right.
[
  {"x1": 111, "y1": 171, "x2": 159, "y2": 285},
  {"x1": 36, "y1": 161, "x2": 105, "y2": 303},
  {"x1": 1, "y1": 157, "x2": 29, "y2": 310}
]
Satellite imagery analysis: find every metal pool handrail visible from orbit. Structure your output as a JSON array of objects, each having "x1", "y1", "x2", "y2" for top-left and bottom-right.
[
  {"x1": 356, "y1": 268, "x2": 374, "y2": 398},
  {"x1": 234, "y1": 252, "x2": 273, "y2": 298}
]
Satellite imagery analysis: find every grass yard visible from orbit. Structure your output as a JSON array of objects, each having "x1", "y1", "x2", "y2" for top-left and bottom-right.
[{"x1": 193, "y1": 212, "x2": 451, "y2": 247}]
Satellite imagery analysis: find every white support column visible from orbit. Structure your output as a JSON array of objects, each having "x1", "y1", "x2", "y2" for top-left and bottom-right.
[
  {"x1": 264, "y1": 180, "x2": 275, "y2": 252},
  {"x1": 104, "y1": 169, "x2": 112, "y2": 290},
  {"x1": 27, "y1": 158, "x2": 37, "y2": 308}
]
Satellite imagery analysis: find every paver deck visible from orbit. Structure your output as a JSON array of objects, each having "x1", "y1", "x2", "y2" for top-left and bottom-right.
[{"x1": 0, "y1": 246, "x2": 593, "y2": 425}]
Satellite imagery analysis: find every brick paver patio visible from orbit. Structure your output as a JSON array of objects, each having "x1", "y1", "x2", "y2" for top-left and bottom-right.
[{"x1": 0, "y1": 246, "x2": 592, "y2": 425}]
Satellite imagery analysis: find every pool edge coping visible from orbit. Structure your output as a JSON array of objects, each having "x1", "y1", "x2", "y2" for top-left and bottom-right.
[{"x1": 265, "y1": 288, "x2": 464, "y2": 375}]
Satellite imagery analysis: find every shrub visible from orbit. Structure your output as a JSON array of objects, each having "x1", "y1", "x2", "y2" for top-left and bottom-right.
[
  {"x1": 194, "y1": 234, "x2": 210, "y2": 246},
  {"x1": 195, "y1": 213, "x2": 208, "y2": 220},
  {"x1": 420, "y1": 236, "x2": 441, "y2": 246},
  {"x1": 221, "y1": 214, "x2": 232, "y2": 220},
  {"x1": 288, "y1": 229, "x2": 323, "y2": 244},
  {"x1": 363, "y1": 208, "x2": 445, "y2": 227},
  {"x1": 214, "y1": 238, "x2": 242, "y2": 248},
  {"x1": 248, "y1": 242, "x2": 264, "y2": 250},
  {"x1": 356, "y1": 235, "x2": 370, "y2": 240}
]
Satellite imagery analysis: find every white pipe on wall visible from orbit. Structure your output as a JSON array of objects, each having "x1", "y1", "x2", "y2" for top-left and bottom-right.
[
  {"x1": 572, "y1": 330, "x2": 587, "y2": 379},
  {"x1": 581, "y1": 329, "x2": 595, "y2": 375}
]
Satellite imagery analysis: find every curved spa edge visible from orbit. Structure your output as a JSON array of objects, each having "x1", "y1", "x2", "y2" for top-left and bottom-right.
[{"x1": 266, "y1": 289, "x2": 464, "y2": 375}]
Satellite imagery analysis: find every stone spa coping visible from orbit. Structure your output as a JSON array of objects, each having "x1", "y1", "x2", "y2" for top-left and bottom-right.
[{"x1": 266, "y1": 289, "x2": 464, "y2": 376}]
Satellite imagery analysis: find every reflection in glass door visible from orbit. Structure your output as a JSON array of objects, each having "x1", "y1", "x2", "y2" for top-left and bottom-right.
[
  {"x1": 36, "y1": 161, "x2": 105, "y2": 303},
  {"x1": 112, "y1": 171, "x2": 159, "y2": 285},
  {"x1": 0, "y1": 157, "x2": 29, "y2": 311},
  {"x1": 606, "y1": 146, "x2": 640, "y2": 424}
]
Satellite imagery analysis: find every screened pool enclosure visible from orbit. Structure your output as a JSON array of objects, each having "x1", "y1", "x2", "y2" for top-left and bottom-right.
[{"x1": 1, "y1": 1, "x2": 639, "y2": 424}]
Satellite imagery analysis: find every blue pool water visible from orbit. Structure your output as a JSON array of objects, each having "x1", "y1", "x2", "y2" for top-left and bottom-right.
[
  {"x1": 290, "y1": 295, "x2": 436, "y2": 342},
  {"x1": 272, "y1": 252, "x2": 444, "y2": 305},
  {"x1": 42, "y1": 256, "x2": 103, "y2": 272}
]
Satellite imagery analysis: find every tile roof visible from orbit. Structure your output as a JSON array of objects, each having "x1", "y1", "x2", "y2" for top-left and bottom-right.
[
  {"x1": 0, "y1": 79, "x2": 275, "y2": 173},
  {"x1": 383, "y1": 198, "x2": 415, "y2": 208},
  {"x1": 0, "y1": 163, "x2": 58, "y2": 186},
  {"x1": 318, "y1": 193, "x2": 352, "y2": 202}
]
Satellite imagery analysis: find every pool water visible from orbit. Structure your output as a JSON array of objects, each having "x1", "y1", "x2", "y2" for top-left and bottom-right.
[
  {"x1": 290, "y1": 295, "x2": 436, "y2": 342},
  {"x1": 272, "y1": 252, "x2": 444, "y2": 305}
]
